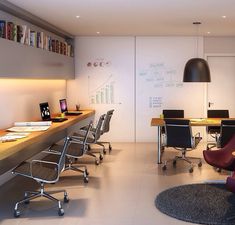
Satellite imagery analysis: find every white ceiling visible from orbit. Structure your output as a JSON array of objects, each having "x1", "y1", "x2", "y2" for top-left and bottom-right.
[{"x1": 6, "y1": 0, "x2": 235, "y2": 36}]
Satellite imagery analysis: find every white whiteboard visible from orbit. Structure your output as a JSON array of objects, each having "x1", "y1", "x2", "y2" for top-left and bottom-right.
[
  {"x1": 67, "y1": 37, "x2": 135, "y2": 142},
  {"x1": 136, "y1": 37, "x2": 205, "y2": 142}
]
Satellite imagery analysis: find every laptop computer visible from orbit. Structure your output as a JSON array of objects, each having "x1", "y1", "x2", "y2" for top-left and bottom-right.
[
  {"x1": 39, "y1": 102, "x2": 68, "y2": 122},
  {"x1": 59, "y1": 99, "x2": 82, "y2": 116}
]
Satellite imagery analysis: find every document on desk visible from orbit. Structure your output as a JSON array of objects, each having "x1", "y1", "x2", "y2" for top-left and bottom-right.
[
  {"x1": 0, "y1": 132, "x2": 30, "y2": 141},
  {"x1": 7, "y1": 121, "x2": 52, "y2": 132}
]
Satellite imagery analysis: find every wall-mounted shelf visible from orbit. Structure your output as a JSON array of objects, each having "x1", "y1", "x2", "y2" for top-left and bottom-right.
[
  {"x1": 0, "y1": 36, "x2": 74, "y2": 79},
  {"x1": 0, "y1": 0, "x2": 75, "y2": 79}
]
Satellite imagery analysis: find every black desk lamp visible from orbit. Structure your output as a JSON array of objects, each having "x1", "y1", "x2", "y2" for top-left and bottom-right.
[{"x1": 183, "y1": 22, "x2": 211, "y2": 82}]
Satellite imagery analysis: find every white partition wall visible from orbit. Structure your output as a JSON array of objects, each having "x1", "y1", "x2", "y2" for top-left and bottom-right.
[
  {"x1": 135, "y1": 37, "x2": 205, "y2": 141},
  {"x1": 68, "y1": 36, "x2": 206, "y2": 142},
  {"x1": 67, "y1": 37, "x2": 135, "y2": 142}
]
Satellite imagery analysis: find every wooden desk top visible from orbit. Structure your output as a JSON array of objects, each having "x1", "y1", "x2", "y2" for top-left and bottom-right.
[
  {"x1": 151, "y1": 118, "x2": 229, "y2": 127},
  {"x1": 0, "y1": 110, "x2": 95, "y2": 165}
]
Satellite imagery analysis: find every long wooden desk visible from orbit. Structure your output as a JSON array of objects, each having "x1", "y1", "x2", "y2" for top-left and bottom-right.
[
  {"x1": 0, "y1": 110, "x2": 95, "y2": 175},
  {"x1": 151, "y1": 118, "x2": 228, "y2": 164}
]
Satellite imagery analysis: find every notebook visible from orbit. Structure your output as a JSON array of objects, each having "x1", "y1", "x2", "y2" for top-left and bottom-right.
[
  {"x1": 59, "y1": 99, "x2": 82, "y2": 116},
  {"x1": 39, "y1": 102, "x2": 68, "y2": 122}
]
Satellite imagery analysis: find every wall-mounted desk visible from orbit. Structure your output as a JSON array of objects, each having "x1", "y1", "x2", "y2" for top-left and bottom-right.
[
  {"x1": 0, "y1": 110, "x2": 95, "y2": 175},
  {"x1": 151, "y1": 118, "x2": 226, "y2": 164}
]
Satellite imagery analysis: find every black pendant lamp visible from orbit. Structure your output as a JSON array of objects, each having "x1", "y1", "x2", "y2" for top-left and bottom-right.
[{"x1": 183, "y1": 22, "x2": 211, "y2": 82}]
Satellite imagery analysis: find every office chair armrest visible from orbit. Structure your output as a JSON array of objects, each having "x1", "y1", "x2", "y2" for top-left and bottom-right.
[
  {"x1": 194, "y1": 132, "x2": 201, "y2": 138},
  {"x1": 30, "y1": 160, "x2": 58, "y2": 177},
  {"x1": 42, "y1": 150, "x2": 61, "y2": 155},
  {"x1": 70, "y1": 135, "x2": 87, "y2": 143}
]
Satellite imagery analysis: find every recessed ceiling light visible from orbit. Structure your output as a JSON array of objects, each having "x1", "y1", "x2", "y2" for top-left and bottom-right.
[
  {"x1": 222, "y1": 15, "x2": 227, "y2": 18},
  {"x1": 207, "y1": 31, "x2": 211, "y2": 34},
  {"x1": 76, "y1": 15, "x2": 80, "y2": 18},
  {"x1": 96, "y1": 31, "x2": 100, "y2": 34}
]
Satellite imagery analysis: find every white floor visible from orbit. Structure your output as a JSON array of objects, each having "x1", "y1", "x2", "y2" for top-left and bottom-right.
[{"x1": 0, "y1": 142, "x2": 228, "y2": 225}]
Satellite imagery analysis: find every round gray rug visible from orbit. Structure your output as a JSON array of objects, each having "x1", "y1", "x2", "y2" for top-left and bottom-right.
[{"x1": 155, "y1": 184, "x2": 235, "y2": 225}]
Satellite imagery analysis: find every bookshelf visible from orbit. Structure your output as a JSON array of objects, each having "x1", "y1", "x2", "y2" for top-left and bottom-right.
[{"x1": 0, "y1": 0, "x2": 75, "y2": 79}]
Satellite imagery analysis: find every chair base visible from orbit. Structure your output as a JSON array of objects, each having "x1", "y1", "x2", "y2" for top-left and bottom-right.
[
  {"x1": 206, "y1": 142, "x2": 217, "y2": 150},
  {"x1": 65, "y1": 162, "x2": 89, "y2": 183},
  {"x1": 162, "y1": 150, "x2": 202, "y2": 173},
  {"x1": 97, "y1": 141, "x2": 112, "y2": 152},
  {"x1": 14, "y1": 182, "x2": 69, "y2": 217},
  {"x1": 86, "y1": 143, "x2": 105, "y2": 164}
]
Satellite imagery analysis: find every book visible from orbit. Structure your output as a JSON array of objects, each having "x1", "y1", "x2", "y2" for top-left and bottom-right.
[
  {"x1": 17, "y1": 25, "x2": 23, "y2": 43},
  {"x1": 0, "y1": 20, "x2": 6, "y2": 38},
  {"x1": 7, "y1": 22, "x2": 14, "y2": 40}
]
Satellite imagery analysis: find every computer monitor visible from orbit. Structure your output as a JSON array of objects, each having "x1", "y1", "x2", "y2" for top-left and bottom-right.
[
  {"x1": 59, "y1": 99, "x2": 68, "y2": 113},
  {"x1": 39, "y1": 102, "x2": 51, "y2": 121}
]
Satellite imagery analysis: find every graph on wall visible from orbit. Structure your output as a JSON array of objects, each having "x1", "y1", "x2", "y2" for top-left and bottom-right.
[
  {"x1": 86, "y1": 57, "x2": 121, "y2": 105},
  {"x1": 88, "y1": 74, "x2": 116, "y2": 105}
]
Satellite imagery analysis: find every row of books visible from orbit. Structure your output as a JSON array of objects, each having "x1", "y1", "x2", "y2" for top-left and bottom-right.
[{"x1": 0, "y1": 20, "x2": 74, "y2": 57}]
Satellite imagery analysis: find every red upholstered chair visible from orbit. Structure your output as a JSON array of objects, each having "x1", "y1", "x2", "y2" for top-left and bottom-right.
[
  {"x1": 203, "y1": 134, "x2": 235, "y2": 171},
  {"x1": 226, "y1": 173, "x2": 235, "y2": 193}
]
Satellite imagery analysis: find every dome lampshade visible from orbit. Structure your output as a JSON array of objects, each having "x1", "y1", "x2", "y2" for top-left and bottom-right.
[{"x1": 183, "y1": 58, "x2": 211, "y2": 82}]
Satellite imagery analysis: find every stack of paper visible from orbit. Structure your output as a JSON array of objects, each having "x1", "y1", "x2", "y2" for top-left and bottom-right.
[
  {"x1": 0, "y1": 132, "x2": 30, "y2": 142},
  {"x1": 7, "y1": 121, "x2": 52, "y2": 132}
]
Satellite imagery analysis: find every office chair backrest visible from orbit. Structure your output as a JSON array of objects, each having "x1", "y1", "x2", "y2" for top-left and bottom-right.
[
  {"x1": 58, "y1": 136, "x2": 71, "y2": 173},
  {"x1": 102, "y1": 109, "x2": 114, "y2": 133},
  {"x1": 208, "y1": 110, "x2": 229, "y2": 118},
  {"x1": 207, "y1": 110, "x2": 229, "y2": 134},
  {"x1": 220, "y1": 120, "x2": 235, "y2": 148},
  {"x1": 165, "y1": 119, "x2": 192, "y2": 148},
  {"x1": 94, "y1": 114, "x2": 106, "y2": 141},
  {"x1": 163, "y1": 110, "x2": 184, "y2": 118}
]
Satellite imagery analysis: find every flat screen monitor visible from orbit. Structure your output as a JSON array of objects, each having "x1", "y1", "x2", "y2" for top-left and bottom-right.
[
  {"x1": 39, "y1": 102, "x2": 51, "y2": 121},
  {"x1": 59, "y1": 99, "x2": 68, "y2": 113}
]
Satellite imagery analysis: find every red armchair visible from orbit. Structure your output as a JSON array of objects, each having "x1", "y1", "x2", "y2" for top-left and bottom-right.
[{"x1": 203, "y1": 134, "x2": 235, "y2": 171}]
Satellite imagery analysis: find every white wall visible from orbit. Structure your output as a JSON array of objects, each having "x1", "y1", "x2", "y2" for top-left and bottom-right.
[
  {"x1": 0, "y1": 79, "x2": 66, "y2": 129},
  {"x1": 67, "y1": 36, "x2": 206, "y2": 142},
  {"x1": 67, "y1": 37, "x2": 135, "y2": 142}
]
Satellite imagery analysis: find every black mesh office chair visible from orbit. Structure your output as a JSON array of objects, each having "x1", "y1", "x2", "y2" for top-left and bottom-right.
[
  {"x1": 163, "y1": 109, "x2": 184, "y2": 119},
  {"x1": 75, "y1": 114, "x2": 106, "y2": 165},
  {"x1": 12, "y1": 136, "x2": 71, "y2": 217},
  {"x1": 97, "y1": 109, "x2": 114, "y2": 153},
  {"x1": 161, "y1": 110, "x2": 184, "y2": 148},
  {"x1": 207, "y1": 110, "x2": 229, "y2": 150},
  {"x1": 49, "y1": 121, "x2": 93, "y2": 183},
  {"x1": 218, "y1": 120, "x2": 235, "y2": 148},
  {"x1": 162, "y1": 119, "x2": 202, "y2": 173}
]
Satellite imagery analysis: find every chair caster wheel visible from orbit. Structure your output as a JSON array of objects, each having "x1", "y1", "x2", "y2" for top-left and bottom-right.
[
  {"x1": 189, "y1": 168, "x2": 193, "y2": 173},
  {"x1": 58, "y1": 208, "x2": 64, "y2": 216},
  {"x1": 95, "y1": 159, "x2": 100, "y2": 165},
  {"x1": 109, "y1": 145, "x2": 112, "y2": 151},
  {"x1": 173, "y1": 160, "x2": 177, "y2": 166},
  {"x1": 64, "y1": 195, "x2": 69, "y2": 203},
  {"x1": 103, "y1": 149, "x2": 107, "y2": 155},
  {"x1": 85, "y1": 169, "x2": 89, "y2": 176},
  {"x1": 198, "y1": 162, "x2": 202, "y2": 167},
  {"x1": 14, "y1": 209, "x2": 20, "y2": 218},
  {"x1": 162, "y1": 165, "x2": 167, "y2": 171},
  {"x1": 84, "y1": 176, "x2": 89, "y2": 183},
  {"x1": 99, "y1": 154, "x2": 103, "y2": 161}
]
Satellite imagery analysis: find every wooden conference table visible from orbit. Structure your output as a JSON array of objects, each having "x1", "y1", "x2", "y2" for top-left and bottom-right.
[
  {"x1": 151, "y1": 117, "x2": 230, "y2": 164},
  {"x1": 0, "y1": 110, "x2": 95, "y2": 175}
]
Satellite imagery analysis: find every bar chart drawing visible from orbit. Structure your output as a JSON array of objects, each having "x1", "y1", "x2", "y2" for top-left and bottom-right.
[{"x1": 88, "y1": 74, "x2": 116, "y2": 105}]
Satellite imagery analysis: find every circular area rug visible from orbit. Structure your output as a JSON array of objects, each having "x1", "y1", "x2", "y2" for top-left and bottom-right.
[{"x1": 155, "y1": 183, "x2": 235, "y2": 225}]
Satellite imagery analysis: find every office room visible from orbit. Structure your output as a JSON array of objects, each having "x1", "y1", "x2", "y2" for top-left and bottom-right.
[{"x1": 1, "y1": 0, "x2": 235, "y2": 224}]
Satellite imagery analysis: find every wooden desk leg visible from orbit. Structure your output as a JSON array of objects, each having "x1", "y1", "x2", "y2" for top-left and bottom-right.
[{"x1": 157, "y1": 126, "x2": 162, "y2": 164}]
